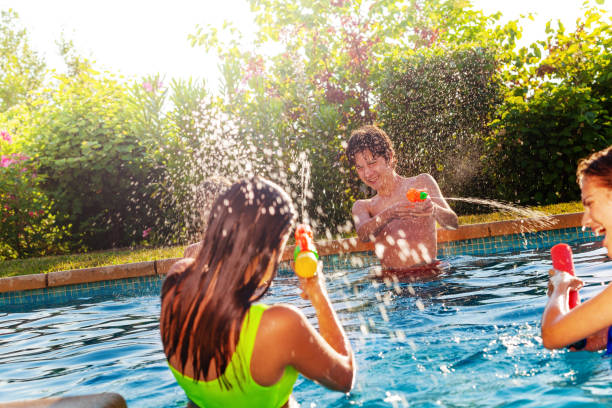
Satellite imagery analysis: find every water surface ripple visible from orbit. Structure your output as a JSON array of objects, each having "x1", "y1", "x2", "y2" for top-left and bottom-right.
[{"x1": 1, "y1": 241, "x2": 611, "y2": 407}]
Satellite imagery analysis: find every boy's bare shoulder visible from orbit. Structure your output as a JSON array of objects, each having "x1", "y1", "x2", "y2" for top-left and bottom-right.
[
  {"x1": 415, "y1": 173, "x2": 436, "y2": 182},
  {"x1": 352, "y1": 196, "x2": 373, "y2": 212}
]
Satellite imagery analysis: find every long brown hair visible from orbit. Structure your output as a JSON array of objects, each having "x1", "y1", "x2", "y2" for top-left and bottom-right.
[{"x1": 161, "y1": 177, "x2": 296, "y2": 388}]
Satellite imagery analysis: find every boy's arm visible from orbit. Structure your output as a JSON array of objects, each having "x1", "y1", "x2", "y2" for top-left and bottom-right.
[
  {"x1": 420, "y1": 174, "x2": 458, "y2": 230},
  {"x1": 352, "y1": 200, "x2": 394, "y2": 242}
]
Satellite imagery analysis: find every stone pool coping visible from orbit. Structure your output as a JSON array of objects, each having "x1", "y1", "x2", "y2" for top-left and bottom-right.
[{"x1": 0, "y1": 212, "x2": 585, "y2": 295}]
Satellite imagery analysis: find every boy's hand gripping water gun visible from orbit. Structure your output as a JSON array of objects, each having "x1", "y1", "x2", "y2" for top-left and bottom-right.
[
  {"x1": 406, "y1": 188, "x2": 428, "y2": 202},
  {"x1": 551, "y1": 243, "x2": 580, "y2": 309},
  {"x1": 293, "y1": 224, "x2": 319, "y2": 278}
]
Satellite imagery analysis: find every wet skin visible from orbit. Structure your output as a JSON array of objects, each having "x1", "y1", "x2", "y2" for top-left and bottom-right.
[
  {"x1": 581, "y1": 175, "x2": 612, "y2": 255},
  {"x1": 351, "y1": 150, "x2": 457, "y2": 269},
  {"x1": 542, "y1": 174, "x2": 612, "y2": 351}
]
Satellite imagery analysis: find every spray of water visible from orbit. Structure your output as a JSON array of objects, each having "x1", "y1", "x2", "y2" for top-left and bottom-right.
[
  {"x1": 445, "y1": 197, "x2": 559, "y2": 230},
  {"x1": 299, "y1": 152, "x2": 312, "y2": 225}
]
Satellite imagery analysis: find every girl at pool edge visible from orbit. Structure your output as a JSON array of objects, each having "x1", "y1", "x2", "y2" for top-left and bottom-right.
[
  {"x1": 160, "y1": 177, "x2": 355, "y2": 408},
  {"x1": 542, "y1": 145, "x2": 612, "y2": 351}
]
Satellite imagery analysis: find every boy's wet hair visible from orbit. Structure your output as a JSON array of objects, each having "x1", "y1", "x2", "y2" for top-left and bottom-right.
[
  {"x1": 346, "y1": 125, "x2": 394, "y2": 166},
  {"x1": 577, "y1": 145, "x2": 612, "y2": 189}
]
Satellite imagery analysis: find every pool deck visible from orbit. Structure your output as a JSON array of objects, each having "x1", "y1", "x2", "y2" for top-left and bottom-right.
[{"x1": 0, "y1": 212, "x2": 589, "y2": 295}]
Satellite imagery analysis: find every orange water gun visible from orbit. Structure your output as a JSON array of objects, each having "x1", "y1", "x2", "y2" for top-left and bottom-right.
[
  {"x1": 406, "y1": 188, "x2": 428, "y2": 202},
  {"x1": 293, "y1": 224, "x2": 319, "y2": 278}
]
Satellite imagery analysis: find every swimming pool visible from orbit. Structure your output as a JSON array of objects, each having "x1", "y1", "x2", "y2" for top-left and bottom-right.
[{"x1": 1, "y1": 241, "x2": 610, "y2": 407}]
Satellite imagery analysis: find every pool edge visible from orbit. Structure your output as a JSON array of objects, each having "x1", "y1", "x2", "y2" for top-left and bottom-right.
[{"x1": 0, "y1": 212, "x2": 594, "y2": 298}]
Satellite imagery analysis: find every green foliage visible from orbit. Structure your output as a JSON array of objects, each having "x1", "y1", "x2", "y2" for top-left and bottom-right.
[
  {"x1": 0, "y1": 9, "x2": 46, "y2": 111},
  {"x1": 1, "y1": 0, "x2": 609, "y2": 260},
  {"x1": 28, "y1": 59, "x2": 160, "y2": 250},
  {"x1": 129, "y1": 75, "x2": 241, "y2": 244},
  {"x1": 188, "y1": 0, "x2": 523, "y2": 229},
  {"x1": 486, "y1": 5, "x2": 612, "y2": 204},
  {"x1": 379, "y1": 47, "x2": 503, "y2": 202},
  {"x1": 0, "y1": 131, "x2": 69, "y2": 259}
]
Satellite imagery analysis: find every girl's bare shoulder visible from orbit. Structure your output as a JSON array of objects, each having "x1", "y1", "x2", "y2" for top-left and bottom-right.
[{"x1": 167, "y1": 257, "x2": 195, "y2": 277}]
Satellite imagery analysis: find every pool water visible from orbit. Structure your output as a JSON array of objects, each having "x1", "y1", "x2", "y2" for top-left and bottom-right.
[{"x1": 1, "y1": 242, "x2": 611, "y2": 407}]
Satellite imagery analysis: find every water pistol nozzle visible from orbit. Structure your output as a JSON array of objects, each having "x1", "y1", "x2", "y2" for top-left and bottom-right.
[
  {"x1": 293, "y1": 224, "x2": 319, "y2": 278},
  {"x1": 406, "y1": 188, "x2": 428, "y2": 202}
]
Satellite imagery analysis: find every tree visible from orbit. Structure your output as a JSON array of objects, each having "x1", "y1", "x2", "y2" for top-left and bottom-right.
[
  {"x1": 0, "y1": 9, "x2": 46, "y2": 112},
  {"x1": 189, "y1": 0, "x2": 522, "y2": 231},
  {"x1": 486, "y1": 4, "x2": 612, "y2": 204}
]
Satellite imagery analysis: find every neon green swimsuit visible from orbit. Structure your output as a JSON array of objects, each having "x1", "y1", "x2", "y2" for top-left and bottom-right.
[{"x1": 168, "y1": 303, "x2": 299, "y2": 408}]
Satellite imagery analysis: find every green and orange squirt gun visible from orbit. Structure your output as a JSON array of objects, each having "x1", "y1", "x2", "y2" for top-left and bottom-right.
[
  {"x1": 293, "y1": 224, "x2": 319, "y2": 278},
  {"x1": 406, "y1": 188, "x2": 428, "y2": 202}
]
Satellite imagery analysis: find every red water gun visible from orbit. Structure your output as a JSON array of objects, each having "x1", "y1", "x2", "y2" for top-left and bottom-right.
[{"x1": 551, "y1": 243, "x2": 580, "y2": 309}]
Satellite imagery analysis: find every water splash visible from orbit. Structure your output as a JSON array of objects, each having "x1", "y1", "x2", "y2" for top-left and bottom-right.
[
  {"x1": 445, "y1": 197, "x2": 559, "y2": 230},
  {"x1": 299, "y1": 152, "x2": 312, "y2": 225}
]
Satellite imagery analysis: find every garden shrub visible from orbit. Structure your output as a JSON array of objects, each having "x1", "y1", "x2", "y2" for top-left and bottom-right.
[
  {"x1": 29, "y1": 63, "x2": 161, "y2": 250},
  {"x1": 378, "y1": 47, "x2": 503, "y2": 206},
  {"x1": 486, "y1": 6, "x2": 612, "y2": 204},
  {"x1": 0, "y1": 130, "x2": 69, "y2": 259}
]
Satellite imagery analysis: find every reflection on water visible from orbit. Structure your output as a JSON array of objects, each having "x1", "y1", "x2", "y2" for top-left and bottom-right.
[{"x1": 0, "y1": 241, "x2": 610, "y2": 407}]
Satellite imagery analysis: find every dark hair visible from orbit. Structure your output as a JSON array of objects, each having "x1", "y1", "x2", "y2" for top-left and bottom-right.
[
  {"x1": 577, "y1": 145, "x2": 612, "y2": 189},
  {"x1": 345, "y1": 125, "x2": 395, "y2": 166},
  {"x1": 161, "y1": 177, "x2": 296, "y2": 389}
]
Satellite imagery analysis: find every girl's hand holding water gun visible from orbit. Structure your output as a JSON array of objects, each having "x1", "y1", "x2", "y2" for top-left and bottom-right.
[
  {"x1": 546, "y1": 269, "x2": 609, "y2": 351},
  {"x1": 547, "y1": 269, "x2": 583, "y2": 298},
  {"x1": 292, "y1": 224, "x2": 328, "y2": 301},
  {"x1": 298, "y1": 263, "x2": 327, "y2": 302},
  {"x1": 291, "y1": 224, "x2": 354, "y2": 374}
]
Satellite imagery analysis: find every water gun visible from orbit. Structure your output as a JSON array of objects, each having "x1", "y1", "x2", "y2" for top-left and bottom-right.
[
  {"x1": 406, "y1": 188, "x2": 428, "y2": 202},
  {"x1": 293, "y1": 224, "x2": 319, "y2": 278},
  {"x1": 551, "y1": 243, "x2": 579, "y2": 309}
]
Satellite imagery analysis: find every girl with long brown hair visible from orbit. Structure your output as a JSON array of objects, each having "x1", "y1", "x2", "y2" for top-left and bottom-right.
[
  {"x1": 542, "y1": 145, "x2": 612, "y2": 351},
  {"x1": 160, "y1": 177, "x2": 354, "y2": 407}
]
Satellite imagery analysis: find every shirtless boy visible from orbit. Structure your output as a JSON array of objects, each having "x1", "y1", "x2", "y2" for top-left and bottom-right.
[{"x1": 346, "y1": 125, "x2": 458, "y2": 278}]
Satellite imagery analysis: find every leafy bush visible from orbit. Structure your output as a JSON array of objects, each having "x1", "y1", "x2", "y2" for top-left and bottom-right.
[
  {"x1": 0, "y1": 130, "x2": 69, "y2": 259},
  {"x1": 486, "y1": 6, "x2": 612, "y2": 204},
  {"x1": 28, "y1": 62, "x2": 161, "y2": 250},
  {"x1": 378, "y1": 47, "x2": 502, "y2": 204}
]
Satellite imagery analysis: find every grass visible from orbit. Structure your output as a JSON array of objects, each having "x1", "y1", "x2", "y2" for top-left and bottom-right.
[
  {"x1": 0, "y1": 201, "x2": 584, "y2": 278},
  {"x1": 0, "y1": 246, "x2": 185, "y2": 278},
  {"x1": 456, "y1": 201, "x2": 583, "y2": 225}
]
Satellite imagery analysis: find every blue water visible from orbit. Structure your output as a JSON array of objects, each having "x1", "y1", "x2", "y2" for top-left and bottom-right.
[{"x1": 0, "y1": 241, "x2": 611, "y2": 407}]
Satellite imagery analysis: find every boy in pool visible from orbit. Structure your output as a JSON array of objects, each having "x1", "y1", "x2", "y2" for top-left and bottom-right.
[
  {"x1": 542, "y1": 145, "x2": 612, "y2": 351},
  {"x1": 345, "y1": 125, "x2": 458, "y2": 279}
]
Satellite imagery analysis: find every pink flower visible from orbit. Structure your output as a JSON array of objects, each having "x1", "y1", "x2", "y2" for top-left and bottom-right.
[
  {"x1": 142, "y1": 227, "x2": 152, "y2": 238},
  {"x1": 1, "y1": 131, "x2": 11, "y2": 143},
  {"x1": 1, "y1": 156, "x2": 15, "y2": 168},
  {"x1": 142, "y1": 82, "x2": 153, "y2": 92}
]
